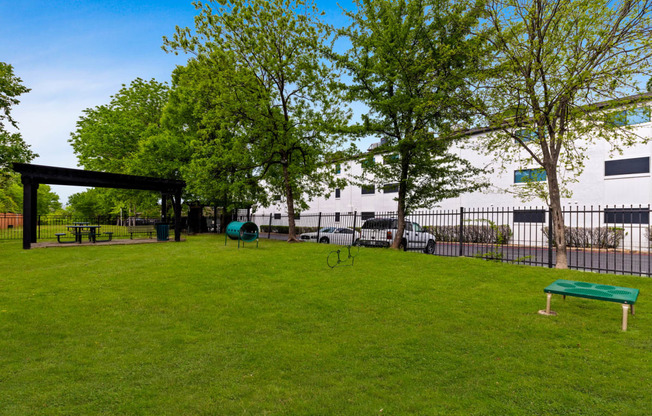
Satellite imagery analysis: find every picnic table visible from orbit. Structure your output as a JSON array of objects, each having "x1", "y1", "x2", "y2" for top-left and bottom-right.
[
  {"x1": 67, "y1": 225, "x2": 102, "y2": 243},
  {"x1": 539, "y1": 279, "x2": 639, "y2": 331}
]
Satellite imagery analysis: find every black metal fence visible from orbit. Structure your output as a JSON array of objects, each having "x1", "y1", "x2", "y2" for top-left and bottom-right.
[
  {"x1": 0, "y1": 215, "x2": 164, "y2": 241},
  {"x1": 4, "y1": 207, "x2": 651, "y2": 277},
  {"x1": 246, "y1": 205, "x2": 652, "y2": 277}
]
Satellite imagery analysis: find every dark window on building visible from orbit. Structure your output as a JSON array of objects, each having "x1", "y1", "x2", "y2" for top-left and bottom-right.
[
  {"x1": 295, "y1": 212, "x2": 300, "y2": 220},
  {"x1": 335, "y1": 164, "x2": 341, "y2": 174},
  {"x1": 608, "y1": 107, "x2": 651, "y2": 126},
  {"x1": 361, "y1": 156, "x2": 375, "y2": 168},
  {"x1": 335, "y1": 188, "x2": 341, "y2": 198},
  {"x1": 361, "y1": 211, "x2": 375, "y2": 220},
  {"x1": 515, "y1": 129, "x2": 538, "y2": 143},
  {"x1": 383, "y1": 183, "x2": 399, "y2": 193},
  {"x1": 361, "y1": 185, "x2": 375, "y2": 195},
  {"x1": 605, "y1": 157, "x2": 649, "y2": 176},
  {"x1": 383, "y1": 154, "x2": 400, "y2": 164},
  {"x1": 514, "y1": 209, "x2": 546, "y2": 223},
  {"x1": 335, "y1": 212, "x2": 340, "y2": 222},
  {"x1": 604, "y1": 208, "x2": 649, "y2": 224},
  {"x1": 273, "y1": 194, "x2": 281, "y2": 201},
  {"x1": 273, "y1": 213, "x2": 281, "y2": 220},
  {"x1": 514, "y1": 168, "x2": 546, "y2": 183}
]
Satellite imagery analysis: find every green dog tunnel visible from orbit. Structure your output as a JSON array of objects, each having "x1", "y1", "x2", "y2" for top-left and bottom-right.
[{"x1": 225, "y1": 221, "x2": 259, "y2": 248}]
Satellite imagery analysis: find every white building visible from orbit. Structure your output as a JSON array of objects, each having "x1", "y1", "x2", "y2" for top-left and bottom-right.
[
  {"x1": 257, "y1": 96, "x2": 652, "y2": 217},
  {"x1": 248, "y1": 95, "x2": 652, "y2": 252}
]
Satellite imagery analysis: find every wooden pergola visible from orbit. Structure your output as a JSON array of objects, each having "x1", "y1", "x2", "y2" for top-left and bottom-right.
[{"x1": 12, "y1": 163, "x2": 186, "y2": 249}]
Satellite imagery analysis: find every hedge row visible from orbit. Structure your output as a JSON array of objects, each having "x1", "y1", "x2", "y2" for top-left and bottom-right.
[
  {"x1": 541, "y1": 226, "x2": 625, "y2": 249},
  {"x1": 259, "y1": 225, "x2": 319, "y2": 234},
  {"x1": 424, "y1": 225, "x2": 513, "y2": 244}
]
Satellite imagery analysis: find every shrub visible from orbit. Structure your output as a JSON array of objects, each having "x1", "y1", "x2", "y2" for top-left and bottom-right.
[
  {"x1": 425, "y1": 224, "x2": 512, "y2": 244},
  {"x1": 259, "y1": 225, "x2": 318, "y2": 234},
  {"x1": 645, "y1": 227, "x2": 652, "y2": 245},
  {"x1": 541, "y1": 226, "x2": 625, "y2": 249}
]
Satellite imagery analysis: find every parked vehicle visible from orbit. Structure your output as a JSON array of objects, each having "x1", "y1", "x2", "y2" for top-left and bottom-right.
[
  {"x1": 358, "y1": 218, "x2": 436, "y2": 254},
  {"x1": 300, "y1": 227, "x2": 360, "y2": 245}
]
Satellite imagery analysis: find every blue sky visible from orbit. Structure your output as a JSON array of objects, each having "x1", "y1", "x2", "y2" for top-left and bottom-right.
[{"x1": 1, "y1": 0, "x2": 357, "y2": 203}]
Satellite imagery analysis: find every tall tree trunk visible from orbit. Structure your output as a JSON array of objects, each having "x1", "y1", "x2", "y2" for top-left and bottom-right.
[
  {"x1": 391, "y1": 157, "x2": 410, "y2": 250},
  {"x1": 547, "y1": 167, "x2": 568, "y2": 269},
  {"x1": 282, "y1": 163, "x2": 299, "y2": 242}
]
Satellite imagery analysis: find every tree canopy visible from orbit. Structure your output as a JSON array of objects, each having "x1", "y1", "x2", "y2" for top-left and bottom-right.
[
  {"x1": 336, "y1": 0, "x2": 487, "y2": 249},
  {"x1": 473, "y1": 0, "x2": 652, "y2": 268},
  {"x1": 0, "y1": 173, "x2": 61, "y2": 215},
  {"x1": 162, "y1": 0, "x2": 351, "y2": 240},
  {"x1": 68, "y1": 78, "x2": 170, "y2": 217},
  {"x1": 69, "y1": 78, "x2": 169, "y2": 174},
  {"x1": 1, "y1": 62, "x2": 36, "y2": 184}
]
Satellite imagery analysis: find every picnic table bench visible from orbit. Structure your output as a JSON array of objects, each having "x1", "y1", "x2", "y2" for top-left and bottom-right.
[
  {"x1": 55, "y1": 227, "x2": 113, "y2": 244},
  {"x1": 539, "y1": 279, "x2": 639, "y2": 331},
  {"x1": 55, "y1": 232, "x2": 76, "y2": 244},
  {"x1": 127, "y1": 224, "x2": 156, "y2": 239}
]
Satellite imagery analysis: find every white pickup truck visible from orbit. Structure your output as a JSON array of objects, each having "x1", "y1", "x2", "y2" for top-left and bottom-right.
[{"x1": 358, "y1": 218, "x2": 436, "y2": 254}]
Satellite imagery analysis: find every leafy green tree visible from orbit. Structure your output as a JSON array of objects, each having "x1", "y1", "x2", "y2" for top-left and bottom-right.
[
  {"x1": 66, "y1": 189, "x2": 113, "y2": 218},
  {"x1": 36, "y1": 184, "x2": 62, "y2": 215},
  {"x1": 0, "y1": 173, "x2": 61, "y2": 214},
  {"x1": 647, "y1": 77, "x2": 652, "y2": 92},
  {"x1": 336, "y1": 0, "x2": 487, "y2": 249},
  {"x1": 145, "y1": 61, "x2": 255, "y2": 211},
  {"x1": 1, "y1": 62, "x2": 37, "y2": 194},
  {"x1": 0, "y1": 173, "x2": 20, "y2": 212},
  {"x1": 69, "y1": 78, "x2": 170, "y2": 217},
  {"x1": 70, "y1": 77, "x2": 169, "y2": 173},
  {"x1": 473, "y1": 0, "x2": 652, "y2": 268},
  {"x1": 163, "y1": 0, "x2": 351, "y2": 241}
]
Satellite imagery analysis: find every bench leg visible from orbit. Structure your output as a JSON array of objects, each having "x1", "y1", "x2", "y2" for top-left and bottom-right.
[
  {"x1": 546, "y1": 293, "x2": 552, "y2": 313},
  {"x1": 622, "y1": 304, "x2": 630, "y2": 331},
  {"x1": 538, "y1": 293, "x2": 557, "y2": 316}
]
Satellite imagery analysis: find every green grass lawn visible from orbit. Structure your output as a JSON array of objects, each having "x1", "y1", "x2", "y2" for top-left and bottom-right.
[{"x1": 1, "y1": 235, "x2": 650, "y2": 415}]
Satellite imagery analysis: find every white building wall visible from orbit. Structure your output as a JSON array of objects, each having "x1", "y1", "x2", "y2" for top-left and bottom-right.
[
  {"x1": 256, "y1": 117, "x2": 652, "y2": 216},
  {"x1": 251, "y1": 110, "x2": 652, "y2": 250}
]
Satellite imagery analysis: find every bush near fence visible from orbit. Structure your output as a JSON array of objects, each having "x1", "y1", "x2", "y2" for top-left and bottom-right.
[
  {"x1": 259, "y1": 225, "x2": 319, "y2": 234},
  {"x1": 542, "y1": 226, "x2": 625, "y2": 249},
  {"x1": 425, "y1": 225, "x2": 513, "y2": 244},
  {"x1": 644, "y1": 227, "x2": 652, "y2": 246}
]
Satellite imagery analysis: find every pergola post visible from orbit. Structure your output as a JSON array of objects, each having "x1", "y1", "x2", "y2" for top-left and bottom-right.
[
  {"x1": 174, "y1": 191, "x2": 182, "y2": 242},
  {"x1": 21, "y1": 177, "x2": 38, "y2": 250},
  {"x1": 161, "y1": 193, "x2": 168, "y2": 223}
]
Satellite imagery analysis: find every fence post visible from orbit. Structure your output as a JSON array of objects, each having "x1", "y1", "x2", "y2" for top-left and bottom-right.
[
  {"x1": 316, "y1": 212, "x2": 322, "y2": 242},
  {"x1": 352, "y1": 211, "x2": 357, "y2": 245},
  {"x1": 459, "y1": 207, "x2": 464, "y2": 257},
  {"x1": 268, "y1": 213, "x2": 272, "y2": 239},
  {"x1": 548, "y1": 208, "x2": 554, "y2": 268}
]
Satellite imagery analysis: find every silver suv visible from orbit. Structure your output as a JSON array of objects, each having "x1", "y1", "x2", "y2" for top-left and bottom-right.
[{"x1": 358, "y1": 218, "x2": 436, "y2": 254}]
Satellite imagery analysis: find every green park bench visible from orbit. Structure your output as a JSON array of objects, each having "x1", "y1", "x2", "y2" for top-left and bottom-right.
[
  {"x1": 127, "y1": 225, "x2": 156, "y2": 239},
  {"x1": 538, "y1": 279, "x2": 639, "y2": 331}
]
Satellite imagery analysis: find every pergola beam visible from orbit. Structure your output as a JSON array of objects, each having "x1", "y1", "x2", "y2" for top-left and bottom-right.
[{"x1": 12, "y1": 163, "x2": 186, "y2": 249}]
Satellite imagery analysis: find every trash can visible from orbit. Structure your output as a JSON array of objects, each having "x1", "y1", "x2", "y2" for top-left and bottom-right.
[{"x1": 156, "y1": 224, "x2": 170, "y2": 241}]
